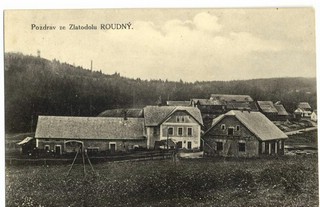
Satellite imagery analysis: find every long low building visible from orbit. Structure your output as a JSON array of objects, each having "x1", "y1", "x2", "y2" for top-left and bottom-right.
[
  {"x1": 35, "y1": 106, "x2": 204, "y2": 154},
  {"x1": 35, "y1": 116, "x2": 147, "y2": 154}
]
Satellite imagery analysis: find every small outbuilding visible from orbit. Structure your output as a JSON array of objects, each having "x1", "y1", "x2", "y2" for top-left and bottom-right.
[{"x1": 202, "y1": 110, "x2": 288, "y2": 158}]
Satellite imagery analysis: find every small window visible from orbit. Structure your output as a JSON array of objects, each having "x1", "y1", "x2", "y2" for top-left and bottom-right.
[
  {"x1": 279, "y1": 140, "x2": 282, "y2": 149},
  {"x1": 262, "y1": 142, "x2": 265, "y2": 153},
  {"x1": 181, "y1": 116, "x2": 185, "y2": 122},
  {"x1": 153, "y1": 127, "x2": 158, "y2": 135},
  {"x1": 187, "y1": 128, "x2": 193, "y2": 136},
  {"x1": 176, "y1": 117, "x2": 180, "y2": 122},
  {"x1": 221, "y1": 124, "x2": 226, "y2": 130},
  {"x1": 236, "y1": 125, "x2": 240, "y2": 131},
  {"x1": 216, "y1": 142, "x2": 223, "y2": 151},
  {"x1": 168, "y1": 127, "x2": 173, "y2": 136},
  {"x1": 228, "y1": 127, "x2": 234, "y2": 136},
  {"x1": 178, "y1": 127, "x2": 183, "y2": 136},
  {"x1": 239, "y1": 143, "x2": 246, "y2": 152},
  {"x1": 44, "y1": 145, "x2": 50, "y2": 151}
]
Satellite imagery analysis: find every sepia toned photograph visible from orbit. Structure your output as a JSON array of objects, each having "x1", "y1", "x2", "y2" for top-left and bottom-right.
[{"x1": 4, "y1": 8, "x2": 318, "y2": 206}]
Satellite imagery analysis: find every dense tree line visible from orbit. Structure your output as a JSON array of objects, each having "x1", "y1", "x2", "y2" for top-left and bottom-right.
[{"x1": 5, "y1": 52, "x2": 317, "y2": 133}]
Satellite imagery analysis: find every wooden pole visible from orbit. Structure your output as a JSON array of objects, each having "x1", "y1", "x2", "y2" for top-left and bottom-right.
[
  {"x1": 82, "y1": 148, "x2": 86, "y2": 177},
  {"x1": 85, "y1": 150, "x2": 95, "y2": 174},
  {"x1": 67, "y1": 147, "x2": 80, "y2": 176}
]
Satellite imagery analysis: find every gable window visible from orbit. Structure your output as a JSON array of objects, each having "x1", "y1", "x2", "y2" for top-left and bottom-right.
[
  {"x1": 178, "y1": 127, "x2": 183, "y2": 136},
  {"x1": 181, "y1": 116, "x2": 185, "y2": 122},
  {"x1": 239, "y1": 143, "x2": 246, "y2": 152},
  {"x1": 236, "y1": 125, "x2": 240, "y2": 131},
  {"x1": 228, "y1": 127, "x2": 234, "y2": 136},
  {"x1": 168, "y1": 127, "x2": 174, "y2": 136},
  {"x1": 221, "y1": 124, "x2": 226, "y2": 130},
  {"x1": 216, "y1": 142, "x2": 223, "y2": 151},
  {"x1": 187, "y1": 128, "x2": 193, "y2": 136},
  {"x1": 176, "y1": 117, "x2": 180, "y2": 122}
]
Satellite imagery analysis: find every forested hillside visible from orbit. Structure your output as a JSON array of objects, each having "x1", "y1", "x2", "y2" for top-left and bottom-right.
[{"x1": 5, "y1": 52, "x2": 317, "y2": 133}]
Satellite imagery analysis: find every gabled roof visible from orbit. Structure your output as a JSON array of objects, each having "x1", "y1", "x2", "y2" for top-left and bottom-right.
[
  {"x1": 210, "y1": 94, "x2": 254, "y2": 102},
  {"x1": 206, "y1": 110, "x2": 288, "y2": 141},
  {"x1": 143, "y1": 106, "x2": 203, "y2": 126},
  {"x1": 35, "y1": 116, "x2": 145, "y2": 140},
  {"x1": 274, "y1": 104, "x2": 289, "y2": 116},
  {"x1": 312, "y1": 110, "x2": 317, "y2": 115},
  {"x1": 166, "y1": 101, "x2": 191, "y2": 106},
  {"x1": 257, "y1": 101, "x2": 278, "y2": 113},
  {"x1": 98, "y1": 108, "x2": 143, "y2": 118},
  {"x1": 298, "y1": 102, "x2": 312, "y2": 110}
]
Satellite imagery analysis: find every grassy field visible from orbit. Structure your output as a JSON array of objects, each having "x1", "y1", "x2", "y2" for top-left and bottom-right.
[{"x1": 6, "y1": 154, "x2": 318, "y2": 207}]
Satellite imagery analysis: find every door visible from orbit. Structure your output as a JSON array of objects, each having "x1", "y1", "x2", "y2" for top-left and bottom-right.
[
  {"x1": 187, "y1": 141, "x2": 192, "y2": 149},
  {"x1": 177, "y1": 141, "x2": 182, "y2": 149},
  {"x1": 55, "y1": 145, "x2": 61, "y2": 155},
  {"x1": 110, "y1": 143, "x2": 116, "y2": 153}
]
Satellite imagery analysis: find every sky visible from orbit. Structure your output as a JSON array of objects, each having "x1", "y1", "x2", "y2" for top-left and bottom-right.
[{"x1": 4, "y1": 8, "x2": 316, "y2": 82}]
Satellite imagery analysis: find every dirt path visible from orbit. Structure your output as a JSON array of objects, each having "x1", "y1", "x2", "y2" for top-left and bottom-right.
[{"x1": 285, "y1": 126, "x2": 317, "y2": 135}]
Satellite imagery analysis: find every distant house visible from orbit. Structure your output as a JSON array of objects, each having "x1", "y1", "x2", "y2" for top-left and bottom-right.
[
  {"x1": 166, "y1": 101, "x2": 191, "y2": 107},
  {"x1": 311, "y1": 110, "x2": 317, "y2": 122},
  {"x1": 191, "y1": 94, "x2": 258, "y2": 130},
  {"x1": 257, "y1": 101, "x2": 289, "y2": 121},
  {"x1": 35, "y1": 116, "x2": 146, "y2": 154},
  {"x1": 210, "y1": 94, "x2": 258, "y2": 111},
  {"x1": 144, "y1": 106, "x2": 203, "y2": 150},
  {"x1": 202, "y1": 110, "x2": 288, "y2": 158},
  {"x1": 294, "y1": 102, "x2": 312, "y2": 118},
  {"x1": 274, "y1": 104, "x2": 289, "y2": 120},
  {"x1": 257, "y1": 101, "x2": 278, "y2": 120}
]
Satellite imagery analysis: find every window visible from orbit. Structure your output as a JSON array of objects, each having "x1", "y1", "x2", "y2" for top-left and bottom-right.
[
  {"x1": 221, "y1": 124, "x2": 226, "y2": 130},
  {"x1": 228, "y1": 127, "x2": 234, "y2": 136},
  {"x1": 216, "y1": 142, "x2": 223, "y2": 151},
  {"x1": 187, "y1": 128, "x2": 193, "y2": 136},
  {"x1": 262, "y1": 142, "x2": 265, "y2": 153},
  {"x1": 153, "y1": 127, "x2": 158, "y2": 135},
  {"x1": 239, "y1": 143, "x2": 246, "y2": 152},
  {"x1": 44, "y1": 145, "x2": 50, "y2": 151},
  {"x1": 236, "y1": 125, "x2": 240, "y2": 131},
  {"x1": 178, "y1": 127, "x2": 183, "y2": 136},
  {"x1": 54, "y1": 145, "x2": 62, "y2": 155},
  {"x1": 176, "y1": 116, "x2": 186, "y2": 122},
  {"x1": 168, "y1": 127, "x2": 173, "y2": 136},
  {"x1": 279, "y1": 140, "x2": 282, "y2": 149}
]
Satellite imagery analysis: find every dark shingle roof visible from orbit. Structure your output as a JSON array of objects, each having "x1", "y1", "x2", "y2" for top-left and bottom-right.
[
  {"x1": 143, "y1": 106, "x2": 203, "y2": 126},
  {"x1": 257, "y1": 101, "x2": 278, "y2": 113},
  {"x1": 35, "y1": 116, "x2": 146, "y2": 140},
  {"x1": 207, "y1": 110, "x2": 288, "y2": 141},
  {"x1": 298, "y1": 102, "x2": 312, "y2": 110},
  {"x1": 274, "y1": 104, "x2": 289, "y2": 116},
  {"x1": 210, "y1": 94, "x2": 254, "y2": 102}
]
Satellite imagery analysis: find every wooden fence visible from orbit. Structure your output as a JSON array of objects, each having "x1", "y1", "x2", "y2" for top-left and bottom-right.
[{"x1": 5, "y1": 151, "x2": 174, "y2": 166}]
